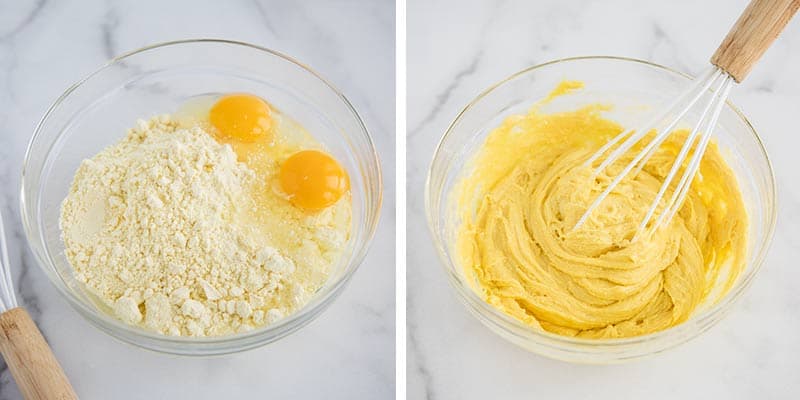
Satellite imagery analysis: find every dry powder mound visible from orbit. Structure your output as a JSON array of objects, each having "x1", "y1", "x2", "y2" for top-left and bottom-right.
[{"x1": 60, "y1": 116, "x2": 306, "y2": 336}]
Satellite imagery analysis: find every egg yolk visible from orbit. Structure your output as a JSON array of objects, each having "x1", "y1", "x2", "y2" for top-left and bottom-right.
[
  {"x1": 279, "y1": 150, "x2": 350, "y2": 210},
  {"x1": 209, "y1": 94, "x2": 272, "y2": 142}
]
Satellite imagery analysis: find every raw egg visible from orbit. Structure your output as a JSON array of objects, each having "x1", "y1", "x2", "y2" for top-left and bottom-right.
[
  {"x1": 279, "y1": 150, "x2": 350, "y2": 210},
  {"x1": 209, "y1": 94, "x2": 272, "y2": 142}
]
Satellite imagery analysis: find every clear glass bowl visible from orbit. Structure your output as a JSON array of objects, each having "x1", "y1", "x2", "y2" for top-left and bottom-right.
[
  {"x1": 426, "y1": 56, "x2": 776, "y2": 363},
  {"x1": 21, "y1": 39, "x2": 382, "y2": 356}
]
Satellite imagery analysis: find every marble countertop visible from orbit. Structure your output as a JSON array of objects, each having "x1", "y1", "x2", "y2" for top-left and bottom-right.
[
  {"x1": 0, "y1": 0, "x2": 394, "y2": 399},
  {"x1": 408, "y1": 0, "x2": 800, "y2": 398}
]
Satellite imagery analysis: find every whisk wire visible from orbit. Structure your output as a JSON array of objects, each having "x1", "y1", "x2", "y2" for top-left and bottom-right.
[
  {"x1": 0, "y1": 208, "x2": 18, "y2": 311},
  {"x1": 583, "y1": 68, "x2": 720, "y2": 173},
  {"x1": 629, "y1": 72, "x2": 728, "y2": 178},
  {"x1": 653, "y1": 77, "x2": 734, "y2": 231},
  {"x1": 633, "y1": 73, "x2": 731, "y2": 237},
  {"x1": 573, "y1": 67, "x2": 734, "y2": 235}
]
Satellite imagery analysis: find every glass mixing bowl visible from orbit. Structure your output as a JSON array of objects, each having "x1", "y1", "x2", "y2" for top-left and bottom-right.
[
  {"x1": 21, "y1": 39, "x2": 382, "y2": 356},
  {"x1": 426, "y1": 56, "x2": 776, "y2": 363}
]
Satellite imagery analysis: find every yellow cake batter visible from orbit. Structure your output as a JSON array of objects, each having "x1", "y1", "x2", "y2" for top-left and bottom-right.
[{"x1": 455, "y1": 82, "x2": 747, "y2": 339}]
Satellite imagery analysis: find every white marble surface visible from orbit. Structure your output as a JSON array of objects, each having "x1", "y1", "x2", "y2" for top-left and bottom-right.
[
  {"x1": 408, "y1": 0, "x2": 800, "y2": 398},
  {"x1": 0, "y1": 0, "x2": 394, "y2": 398}
]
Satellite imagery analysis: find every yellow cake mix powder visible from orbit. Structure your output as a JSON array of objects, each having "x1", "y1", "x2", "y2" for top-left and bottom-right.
[{"x1": 60, "y1": 115, "x2": 350, "y2": 336}]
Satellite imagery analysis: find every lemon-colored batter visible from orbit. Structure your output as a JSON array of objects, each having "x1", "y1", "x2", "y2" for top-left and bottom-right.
[{"x1": 455, "y1": 82, "x2": 747, "y2": 338}]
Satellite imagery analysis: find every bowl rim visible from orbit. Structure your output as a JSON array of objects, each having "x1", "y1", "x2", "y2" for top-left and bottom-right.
[
  {"x1": 20, "y1": 38, "x2": 383, "y2": 351},
  {"x1": 425, "y1": 55, "x2": 777, "y2": 351}
]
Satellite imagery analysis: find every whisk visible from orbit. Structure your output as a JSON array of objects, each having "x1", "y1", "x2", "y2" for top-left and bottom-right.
[
  {"x1": 574, "y1": 0, "x2": 799, "y2": 237},
  {"x1": 0, "y1": 208, "x2": 76, "y2": 399}
]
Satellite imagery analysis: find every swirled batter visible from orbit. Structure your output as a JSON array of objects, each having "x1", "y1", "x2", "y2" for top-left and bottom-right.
[{"x1": 455, "y1": 82, "x2": 747, "y2": 338}]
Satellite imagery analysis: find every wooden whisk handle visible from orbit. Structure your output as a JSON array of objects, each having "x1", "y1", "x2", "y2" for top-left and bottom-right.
[
  {"x1": 0, "y1": 307, "x2": 77, "y2": 400},
  {"x1": 711, "y1": 0, "x2": 800, "y2": 82}
]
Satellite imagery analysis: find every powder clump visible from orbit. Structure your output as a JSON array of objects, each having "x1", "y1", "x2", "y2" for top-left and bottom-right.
[{"x1": 60, "y1": 116, "x2": 303, "y2": 336}]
